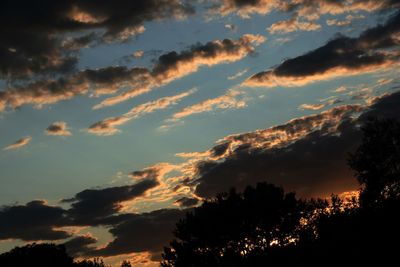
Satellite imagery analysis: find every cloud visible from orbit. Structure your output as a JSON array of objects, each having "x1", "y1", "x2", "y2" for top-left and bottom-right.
[
  {"x1": 210, "y1": 0, "x2": 398, "y2": 19},
  {"x1": 88, "y1": 88, "x2": 196, "y2": 136},
  {"x1": 174, "y1": 197, "x2": 199, "y2": 208},
  {"x1": 326, "y1": 14, "x2": 365, "y2": 27},
  {"x1": 0, "y1": 66, "x2": 151, "y2": 111},
  {"x1": 268, "y1": 17, "x2": 321, "y2": 34},
  {"x1": 164, "y1": 89, "x2": 247, "y2": 126},
  {"x1": 95, "y1": 34, "x2": 265, "y2": 108},
  {"x1": 245, "y1": 11, "x2": 400, "y2": 87},
  {"x1": 228, "y1": 68, "x2": 249, "y2": 80},
  {"x1": 133, "y1": 50, "x2": 144, "y2": 58},
  {"x1": 3, "y1": 136, "x2": 32, "y2": 151},
  {"x1": 0, "y1": 34, "x2": 264, "y2": 112},
  {"x1": 334, "y1": 86, "x2": 347, "y2": 93},
  {"x1": 0, "y1": 0, "x2": 194, "y2": 79},
  {"x1": 63, "y1": 178, "x2": 159, "y2": 225},
  {"x1": 85, "y1": 209, "x2": 186, "y2": 258},
  {"x1": 152, "y1": 34, "x2": 265, "y2": 83},
  {"x1": 63, "y1": 234, "x2": 98, "y2": 257},
  {"x1": 298, "y1": 103, "x2": 325, "y2": 110},
  {"x1": 130, "y1": 167, "x2": 162, "y2": 180},
  {"x1": 45, "y1": 121, "x2": 72, "y2": 136},
  {"x1": 61, "y1": 33, "x2": 98, "y2": 51},
  {"x1": 225, "y1": 23, "x2": 238, "y2": 32},
  {"x1": 0, "y1": 200, "x2": 70, "y2": 241}
]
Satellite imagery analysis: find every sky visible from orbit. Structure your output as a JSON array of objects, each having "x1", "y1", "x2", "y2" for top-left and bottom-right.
[{"x1": 1, "y1": 0, "x2": 400, "y2": 266}]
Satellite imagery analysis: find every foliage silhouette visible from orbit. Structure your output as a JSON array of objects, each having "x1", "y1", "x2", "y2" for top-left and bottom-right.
[
  {"x1": 349, "y1": 118, "x2": 400, "y2": 207},
  {"x1": 0, "y1": 243, "x2": 73, "y2": 267},
  {"x1": 75, "y1": 258, "x2": 108, "y2": 267},
  {"x1": 0, "y1": 243, "x2": 130, "y2": 267},
  {"x1": 161, "y1": 183, "x2": 305, "y2": 267},
  {"x1": 120, "y1": 260, "x2": 132, "y2": 267}
]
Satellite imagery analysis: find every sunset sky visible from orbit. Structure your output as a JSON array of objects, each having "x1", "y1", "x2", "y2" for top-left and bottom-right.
[{"x1": 1, "y1": 1, "x2": 400, "y2": 266}]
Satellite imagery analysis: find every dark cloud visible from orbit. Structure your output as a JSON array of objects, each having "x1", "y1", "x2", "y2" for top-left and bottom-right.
[
  {"x1": 246, "y1": 11, "x2": 400, "y2": 87},
  {"x1": 0, "y1": 0, "x2": 194, "y2": 79},
  {"x1": 63, "y1": 178, "x2": 159, "y2": 225},
  {"x1": 194, "y1": 91, "x2": 400, "y2": 199},
  {"x1": 45, "y1": 121, "x2": 72, "y2": 136},
  {"x1": 174, "y1": 197, "x2": 199, "y2": 207},
  {"x1": 0, "y1": 66, "x2": 150, "y2": 111},
  {"x1": 63, "y1": 235, "x2": 98, "y2": 257},
  {"x1": 62, "y1": 33, "x2": 99, "y2": 51},
  {"x1": 130, "y1": 168, "x2": 160, "y2": 180},
  {"x1": 86, "y1": 209, "x2": 186, "y2": 257},
  {"x1": 0, "y1": 34, "x2": 263, "y2": 111},
  {"x1": 0, "y1": 200, "x2": 70, "y2": 241}
]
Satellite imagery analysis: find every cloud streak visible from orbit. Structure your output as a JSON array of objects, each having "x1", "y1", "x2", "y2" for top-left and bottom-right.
[
  {"x1": 0, "y1": 66, "x2": 151, "y2": 111},
  {"x1": 162, "y1": 89, "x2": 247, "y2": 129},
  {"x1": 299, "y1": 103, "x2": 325, "y2": 110},
  {"x1": 245, "y1": 11, "x2": 400, "y2": 87},
  {"x1": 211, "y1": 0, "x2": 398, "y2": 19},
  {"x1": 268, "y1": 17, "x2": 321, "y2": 34},
  {"x1": 95, "y1": 34, "x2": 265, "y2": 109},
  {"x1": 88, "y1": 88, "x2": 196, "y2": 136},
  {"x1": 3, "y1": 136, "x2": 32, "y2": 151}
]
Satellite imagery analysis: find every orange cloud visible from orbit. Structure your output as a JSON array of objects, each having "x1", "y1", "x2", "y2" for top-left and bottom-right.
[
  {"x1": 88, "y1": 88, "x2": 196, "y2": 136},
  {"x1": 0, "y1": 67, "x2": 151, "y2": 112},
  {"x1": 160, "y1": 89, "x2": 247, "y2": 130},
  {"x1": 210, "y1": 0, "x2": 394, "y2": 20},
  {"x1": 326, "y1": 14, "x2": 365, "y2": 27},
  {"x1": 95, "y1": 34, "x2": 265, "y2": 109},
  {"x1": 227, "y1": 68, "x2": 249, "y2": 80},
  {"x1": 298, "y1": 103, "x2": 325, "y2": 111},
  {"x1": 3, "y1": 136, "x2": 32, "y2": 150},
  {"x1": 244, "y1": 60, "x2": 396, "y2": 88},
  {"x1": 268, "y1": 17, "x2": 321, "y2": 34}
]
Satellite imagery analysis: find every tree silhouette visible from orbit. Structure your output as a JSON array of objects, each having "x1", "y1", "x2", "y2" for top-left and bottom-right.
[
  {"x1": 349, "y1": 118, "x2": 400, "y2": 207},
  {"x1": 75, "y1": 258, "x2": 108, "y2": 267},
  {"x1": 0, "y1": 243, "x2": 73, "y2": 267},
  {"x1": 161, "y1": 183, "x2": 304, "y2": 267}
]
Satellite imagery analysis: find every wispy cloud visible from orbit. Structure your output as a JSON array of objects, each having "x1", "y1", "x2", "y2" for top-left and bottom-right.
[
  {"x1": 326, "y1": 14, "x2": 365, "y2": 27},
  {"x1": 161, "y1": 89, "x2": 247, "y2": 130},
  {"x1": 298, "y1": 103, "x2": 325, "y2": 111},
  {"x1": 88, "y1": 88, "x2": 196, "y2": 136},
  {"x1": 3, "y1": 136, "x2": 32, "y2": 150},
  {"x1": 228, "y1": 68, "x2": 249, "y2": 80},
  {"x1": 268, "y1": 17, "x2": 321, "y2": 34}
]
